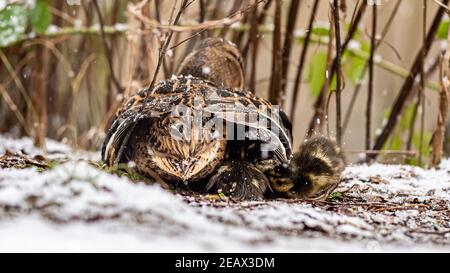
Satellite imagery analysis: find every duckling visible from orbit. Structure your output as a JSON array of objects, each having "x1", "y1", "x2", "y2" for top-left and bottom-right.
[
  {"x1": 206, "y1": 160, "x2": 269, "y2": 201},
  {"x1": 268, "y1": 136, "x2": 346, "y2": 200},
  {"x1": 178, "y1": 37, "x2": 245, "y2": 90}
]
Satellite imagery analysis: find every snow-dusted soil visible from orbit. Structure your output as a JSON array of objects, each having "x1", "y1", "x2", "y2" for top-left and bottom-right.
[{"x1": 0, "y1": 135, "x2": 450, "y2": 252}]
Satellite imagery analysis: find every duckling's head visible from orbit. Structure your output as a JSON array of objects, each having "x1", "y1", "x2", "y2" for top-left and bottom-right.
[
  {"x1": 267, "y1": 164, "x2": 296, "y2": 193},
  {"x1": 268, "y1": 136, "x2": 346, "y2": 200},
  {"x1": 178, "y1": 38, "x2": 244, "y2": 89}
]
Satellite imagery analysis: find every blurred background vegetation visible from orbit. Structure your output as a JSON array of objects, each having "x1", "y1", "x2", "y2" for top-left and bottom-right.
[{"x1": 0, "y1": 0, "x2": 449, "y2": 166}]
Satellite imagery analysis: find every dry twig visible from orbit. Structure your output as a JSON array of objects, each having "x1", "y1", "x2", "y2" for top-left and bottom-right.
[{"x1": 370, "y1": 0, "x2": 449, "y2": 160}]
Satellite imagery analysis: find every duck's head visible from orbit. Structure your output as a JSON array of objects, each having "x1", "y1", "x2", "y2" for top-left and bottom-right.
[{"x1": 178, "y1": 38, "x2": 244, "y2": 90}]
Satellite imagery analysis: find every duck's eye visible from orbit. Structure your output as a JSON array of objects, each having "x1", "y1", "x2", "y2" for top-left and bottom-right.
[{"x1": 274, "y1": 166, "x2": 284, "y2": 173}]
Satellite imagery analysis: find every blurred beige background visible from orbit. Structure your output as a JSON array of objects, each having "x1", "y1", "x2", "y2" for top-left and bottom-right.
[{"x1": 0, "y1": 0, "x2": 446, "y2": 163}]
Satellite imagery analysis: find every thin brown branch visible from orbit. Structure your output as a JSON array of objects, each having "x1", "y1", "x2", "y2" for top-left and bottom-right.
[
  {"x1": 370, "y1": 0, "x2": 449, "y2": 160},
  {"x1": 0, "y1": 84, "x2": 29, "y2": 135},
  {"x1": 280, "y1": 0, "x2": 301, "y2": 105},
  {"x1": 249, "y1": 0, "x2": 259, "y2": 92},
  {"x1": 92, "y1": 0, "x2": 122, "y2": 93},
  {"x1": 268, "y1": 0, "x2": 282, "y2": 104},
  {"x1": 343, "y1": 0, "x2": 402, "y2": 132},
  {"x1": 365, "y1": 3, "x2": 377, "y2": 153},
  {"x1": 406, "y1": 56, "x2": 440, "y2": 151},
  {"x1": 168, "y1": 0, "x2": 267, "y2": 53},
  {"x1": 290, "y1": 0, "x2": 320, "y2": 119},
  {"x1": 196, "y1": 0, "x2": 209, "y2": 39},
  {"x1": 48, "y1": 6, "x2": 78, "y2": 25},
  {"x1": 178, "y1": 0, "x2": 208, "y2": 65},
  {"x1": 306, "y1": 0, "x2": 367, "y2": 137},
  {"x1": 149, "y1": 0, "x2": 191, "y2": 90},
  {"x1": 219, "y1": 0, "x2": 244, "y2": 37},
  {"x1": 155, "y1": 0, "x2": 175, "y2": 79},
  {"x1": 333, "y1": 0, "x2": 343, "y2": 145},
  {"x1": 429, "y1": 26, "x2": 450, "y2": 167},
  {"x1": 242, "y1": 0, "x2": 273, "y2": 60},
  {"x1": 322, "y1": 13, "x2": 336, "y2": 136},
  {"x1": 418, "y1": 0, "x2": 427, "y2": 165},
  {"x1": 128, "y1": 0, "x2": 262, "y2": 33},
  {"x1": 31, "y1": 45, "x2": 49, "y2": 148},
  {"x1": 433, "y1": 0, "x2": 450, "y2": 11},
  {"x1": 207, "y1": 0, "x2": 222, "y2": 36},
  {"x1": 154, "y1": 0, "x2": 161, "y2": 22}
]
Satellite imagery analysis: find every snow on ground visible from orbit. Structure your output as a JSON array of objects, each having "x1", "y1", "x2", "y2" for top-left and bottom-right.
[
  {"x1": 0, "y1": 136, "x2": 450, "y2": 252},
  {"x1": 0, "y1": 134, "x2": 99, "y2": 161}
]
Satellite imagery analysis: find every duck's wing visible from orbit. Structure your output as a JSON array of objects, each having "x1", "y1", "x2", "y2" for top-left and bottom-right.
[
  {"x1": 204, "y1": 89, "x2": 293, "y2": 164},
  {"x1": 101, "y1": 85, "x2": 181, "y2": 166}
]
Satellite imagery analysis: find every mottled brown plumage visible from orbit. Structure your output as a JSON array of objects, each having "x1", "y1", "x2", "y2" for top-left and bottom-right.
[
  {"x1": 128, "y1": 117, "x2": 226, "y2": 182},
  {"x1": 178, "y1": 38, "x2": 245, "y2": 90},
  {"x1": 102, "y1": 75, "x2": 292, "y2": 192},
  {"x1": 101, "y1": 37, "x2": 292, "y2": 200}
]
